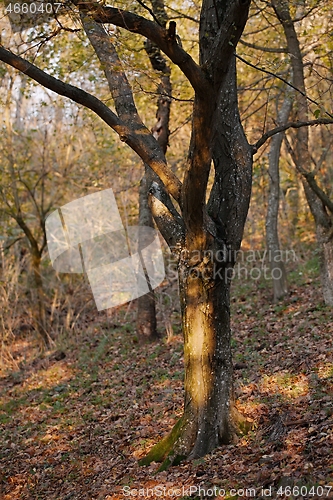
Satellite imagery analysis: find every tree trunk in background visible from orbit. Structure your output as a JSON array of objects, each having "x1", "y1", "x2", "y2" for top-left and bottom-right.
[
  {"x1": 31, "y1": 251, "x2": 50, "y2": 348},
  {"x1": 136, "y1": 0, "x2": 171, "y2": 342},
  {"x1": 317, "y1": 223, "x2": 333, "y2": 306},
  {"x1": 4, "y1": 81, "x2": 50, "y2": 347},
  {"x1": 137, "y1": 169, "x2": 158, "y2": 341},
  {"x1": 266, "y1": 96, "x2": 291, "y2": 301},
  {"x1": 273, "y1": 0, "x2": 333, "y2": 305},
  {"x1": 302, "y1": 182, "x2": 333, "y2": 305}
]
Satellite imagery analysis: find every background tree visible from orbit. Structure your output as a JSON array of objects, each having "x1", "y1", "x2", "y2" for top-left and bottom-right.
[
  {"x1": 1, "y1": 74, "x2": 59, "y2": 347},
  {"x1": 0, "y1": 61, "x2": 126, "y2": 345},
  {"x1": 237, "y1": 0, "x2": 333, "y2": 305},
  {"x1": 271, "y1": 0, "x2": 333, "y2": 306},
  {"x1": 136, "y1": 0, "x2": 172, "y2": 342},
  {"x1": 265, "y1": 92, "x2": 291, "y2": 301}
]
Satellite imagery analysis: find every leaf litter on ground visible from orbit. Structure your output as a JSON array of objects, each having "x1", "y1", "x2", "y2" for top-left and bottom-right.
[{"x1": 0, "y1": 272, "x2": 332, "y2": 499}]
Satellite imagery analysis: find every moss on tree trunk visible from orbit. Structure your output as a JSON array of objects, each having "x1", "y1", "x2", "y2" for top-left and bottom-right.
[{"x1": 139, "y1": 252, "x2": 252, "y2": 469}]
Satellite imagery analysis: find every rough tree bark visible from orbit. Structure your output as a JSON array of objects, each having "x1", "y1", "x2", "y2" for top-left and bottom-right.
[
  {"x1": 272, "y1": 0, "x2": 333, "y2": 305},
  {"x1": 266, "y1": 95, "x2": 292, "y2": 302},
  {"x1": 141, "y1": 0, "x2": 253, "y2": 467}
]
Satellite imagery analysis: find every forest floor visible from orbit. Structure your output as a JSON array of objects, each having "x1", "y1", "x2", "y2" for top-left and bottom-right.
[{"x1": 0, "y1": 251, "x2": 333, "y2": 499}]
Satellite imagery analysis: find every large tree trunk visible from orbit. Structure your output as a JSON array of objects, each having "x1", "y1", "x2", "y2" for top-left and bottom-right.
[
  {"x1": 266, "y1": 96, "x2": 291, "y2": 301},
  {"x1": 141, "y1": 0, "x2": 252, "y2": 468},
  {"x1": 178, "y1": 256, "x2": 234, "y2": 457},
  {"x1": 140, "y1": 254, "x2": 236, "y2": 468}
]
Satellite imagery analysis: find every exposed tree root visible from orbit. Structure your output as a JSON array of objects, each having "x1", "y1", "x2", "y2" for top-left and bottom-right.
[
  {"x1": 139, "y1": 406, "x2": 253, "y2": 471},
  {"x1": 231, "y1": 406, "x2": 254, "y2": 436},
  {"x1": 138, "y1": 416, "x2": 186, "y2": 471}
]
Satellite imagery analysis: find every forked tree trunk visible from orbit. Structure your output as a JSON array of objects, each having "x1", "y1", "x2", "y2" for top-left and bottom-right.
[
  {"x1": 266, "y1": 96, "x2": 291, "y2": 301},
  {"x1": 141, "y1": 0, "x2": 253, "y2": 467}
]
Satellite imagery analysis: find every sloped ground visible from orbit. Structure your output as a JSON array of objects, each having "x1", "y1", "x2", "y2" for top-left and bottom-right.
[{"x1": 0, "y1": 261, "x2": 332, "y2": 499}]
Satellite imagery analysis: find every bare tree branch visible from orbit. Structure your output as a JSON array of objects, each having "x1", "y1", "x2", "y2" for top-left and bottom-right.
[
  {"x1": 80, "y1": 15, "x2": 144, "y2": 128},
  {"x1": 284, "y1": 136, "x2": 333, "y2": 215},
  {"x1": 143, "y1": 0, "x2": 185, "y2": 230},
  {"x1": 77, "y1": 2, "x2": 209, "y2": 95},
  {"x1": 165, "y1": 5, "x2": 199, "y2": 24},
  {"x1": 253, "y1": 118, "x2": 333, "y2": 152},
  {"x1": 148, "y1": 181, "x2": 185, "y2": 249},
  {"x1": 239, "y1": 38, "x2": 287, "y2": 53},
  {"x1": 1, "y1": 236, "x2": 24, "y2": 251},
  {"x1": 236, "y1": 54, "x2": 333, "y2": 120},
  {"x1": 81, "y1": 9, "x2": 181, "y2": 226},
  {"x1": 0, "y1": 45, "x2": 182, "y2": 202},
  {"x1": 136, "y1": 0, "x2": 163, "y2": 26}
]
